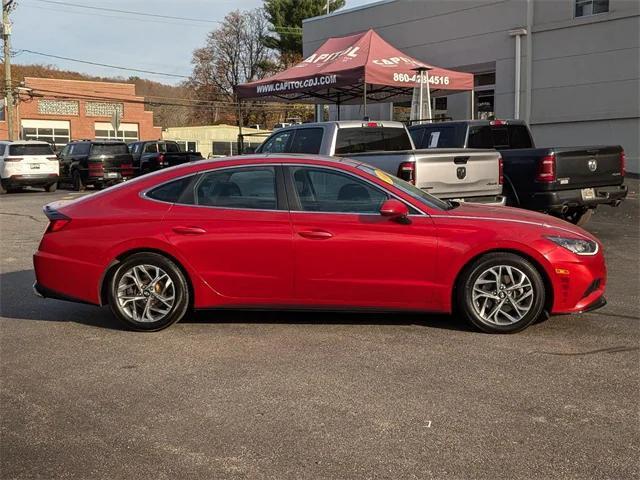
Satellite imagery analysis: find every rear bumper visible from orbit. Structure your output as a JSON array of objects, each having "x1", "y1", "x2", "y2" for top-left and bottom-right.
[
  {"x1": 531, "y1": 184, "x2": 627, "y2": 212},
  {"x1": 446, "y1": 195, "x2": 506, "y2": 206},
  {"x1": 2, "y1": 173, "x2": 59, "y2": 186}
]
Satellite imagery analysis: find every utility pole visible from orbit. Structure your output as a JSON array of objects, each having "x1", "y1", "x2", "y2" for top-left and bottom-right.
[{"x1": 2, "y1": 0, "x2": 15, "y2": 140}]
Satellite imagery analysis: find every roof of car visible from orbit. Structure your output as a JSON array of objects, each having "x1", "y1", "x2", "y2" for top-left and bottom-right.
[
  {"x1": 185, "y1": 154, "x2": 363, "y2": 170},
  {"x1": 0, "y1": 140, "x2": 53, "y2": 145}
]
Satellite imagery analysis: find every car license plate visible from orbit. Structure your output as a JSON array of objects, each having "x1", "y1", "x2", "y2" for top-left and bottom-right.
[
  {"x1": 581, "y1": 188, "x2": 595, "y2": 200},
  {"x1": 30, "y1": 164, "x2": 40, "y2": 169},
  {"x1": 105, "y1": 172, "x2": 118, "y2": 179}
]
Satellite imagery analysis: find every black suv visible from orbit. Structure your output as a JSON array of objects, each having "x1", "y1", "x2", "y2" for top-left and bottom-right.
[{"x1": 58, "y1": 140, "x2": 134, "y2": 191}]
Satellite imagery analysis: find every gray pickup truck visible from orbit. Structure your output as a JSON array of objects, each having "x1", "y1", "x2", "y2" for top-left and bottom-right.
[{"x1": 254, "y1": 121, "x2": 505, "y2": 205}]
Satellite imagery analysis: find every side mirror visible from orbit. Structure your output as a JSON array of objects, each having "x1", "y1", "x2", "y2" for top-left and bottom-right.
[{"x1": 379, "y1": 199, "x2": 410, "y2": 223}]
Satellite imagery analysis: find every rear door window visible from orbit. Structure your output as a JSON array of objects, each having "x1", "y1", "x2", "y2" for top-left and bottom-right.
[
  {"x1": 335, "y1": 127, "x2": 412, "y2": 155},
  {"x1": 147, "y1": 176, "x2": 193, "y2": 203},
  {"x1": 8, "y1": 144, "x2": 54, "y2": 156},
  {"x1": 91, "y1": 144, "x2": 129, "y2": 155},
  {"x1": 195, "y1": 167, "x2": 278, "y2": 210},
  {"x1": 289, "y1": 128, "x2": 323, "y2": 154}
]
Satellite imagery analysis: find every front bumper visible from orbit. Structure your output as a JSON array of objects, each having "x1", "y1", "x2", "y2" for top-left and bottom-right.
[{"x1": 531, "y1": 184, "x2": 627, "y2": 212}]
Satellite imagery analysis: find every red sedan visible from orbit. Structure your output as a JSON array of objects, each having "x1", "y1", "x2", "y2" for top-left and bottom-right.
[{"x1": 33, "y1": 156, "x2": 606, "y2": 333}]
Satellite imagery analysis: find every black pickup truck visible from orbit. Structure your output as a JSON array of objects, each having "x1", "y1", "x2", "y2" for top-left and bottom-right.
[
  {"x1": 128, "y1": 140, "x2": 203, "y2": 176},
  {"x1": 408, "y1": 120, "x2": 627, "y2": 225}
]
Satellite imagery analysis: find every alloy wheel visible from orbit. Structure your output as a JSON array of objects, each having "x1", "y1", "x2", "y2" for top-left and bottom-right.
[
  {"x1": 471, "y1": 265, "x2": 534, "y2": 326},
  {"x1": 116, "y1": 264, "x2": 176, "y2": 323}
]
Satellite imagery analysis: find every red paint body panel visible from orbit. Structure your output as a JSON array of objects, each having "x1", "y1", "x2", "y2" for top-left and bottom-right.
[{"x1": 33, "y1": 155, "x2": 607, "y2": 318}]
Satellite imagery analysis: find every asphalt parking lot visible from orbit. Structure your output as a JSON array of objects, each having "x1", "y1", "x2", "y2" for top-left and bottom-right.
[{"x1": 1, "y1": 181, "x2": 638, "y2": 479}]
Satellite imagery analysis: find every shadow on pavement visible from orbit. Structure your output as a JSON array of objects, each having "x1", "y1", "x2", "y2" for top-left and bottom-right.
[{"x1": 0, "y1": 269, "x2": 471, "y2": 332}]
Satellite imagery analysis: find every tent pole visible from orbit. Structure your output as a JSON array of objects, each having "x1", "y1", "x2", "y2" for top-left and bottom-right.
[
  {"x1": 424, "y1": 71, "x2": 432, "y2": 123},
  {"x1": 363, "y1": 81, "x2": 367, "y2": 118},
  {"x1": 237, "y1": 97, "x2": 243, "y2": 155}
]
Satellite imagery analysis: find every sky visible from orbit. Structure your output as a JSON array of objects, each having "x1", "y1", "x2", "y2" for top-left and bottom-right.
[{"x1": 10, "y1": 0, "x2": 376, "y2": 85}]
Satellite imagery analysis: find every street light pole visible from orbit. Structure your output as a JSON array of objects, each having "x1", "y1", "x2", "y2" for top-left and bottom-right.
[{"x1": 2, "y1": 0, "x2": 15, "y2": 140}]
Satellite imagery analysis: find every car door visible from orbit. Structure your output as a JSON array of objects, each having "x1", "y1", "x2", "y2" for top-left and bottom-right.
[
  {"x1": 285, "y1": 165, "x2": 439, "y2": 310},
  {"x1": 161, "y1": 164, "x2": 294, "y2": 304},
  {"x1": 58, "y1": 144, "x2": 73, "y2": 180}
]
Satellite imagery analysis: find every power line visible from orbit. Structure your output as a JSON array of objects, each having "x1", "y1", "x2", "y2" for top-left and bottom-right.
[
  {"x1": 18, "y1": 50, "x2": 190, "y2": 79},
  {"x1": 24, "y1": 0, "x2": 303, "y2": 33}
]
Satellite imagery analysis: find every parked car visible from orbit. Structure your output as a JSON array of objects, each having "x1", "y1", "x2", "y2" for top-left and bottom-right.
[
  {"x1": 255, "y1": 121, "x2": 505, "y2": 205},
  {"x1": 128, "y1": 140, "x2": 203, "y2": 176},
  {"x1": 408, "y1": 120, "x2": 628, "y2": 225},
  {"x1": 0, "y1": 141, "x2": 59, "y2": 193},
  {"x1": 58, "y1": 140, "x2": 134, "y2": 191},
  {"x1": 34, "y1": 155, "x2": 606, "y2": 334}
]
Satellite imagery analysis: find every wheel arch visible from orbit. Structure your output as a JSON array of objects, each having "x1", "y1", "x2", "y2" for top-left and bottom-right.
[
  {"x1": 99, "y1": 247, "x2": 195, "y2": 308},
  {"x1": 451, "y1": 248, "x2": 554, "y2": 314}
]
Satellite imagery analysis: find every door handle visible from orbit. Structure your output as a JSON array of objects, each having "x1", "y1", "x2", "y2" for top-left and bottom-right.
[
  {"x1": 298, "y1": 230, "x2": 333, "y2": 240},
  {"x1": 172, "y1": 226, "x2": 206, "y2": 235}
]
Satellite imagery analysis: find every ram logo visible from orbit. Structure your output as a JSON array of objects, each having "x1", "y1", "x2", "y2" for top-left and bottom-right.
[
  {"x1": 588, "y1": 158, "x2": 598, "y2": 172},
  {"x1": 456, "y1": 166, "x2": 467, "y2": 179}
]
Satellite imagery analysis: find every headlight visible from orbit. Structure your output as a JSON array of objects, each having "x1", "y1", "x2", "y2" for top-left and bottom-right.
[{"x1": 546, "y1": 236, "x2": 598, "y2": 255}]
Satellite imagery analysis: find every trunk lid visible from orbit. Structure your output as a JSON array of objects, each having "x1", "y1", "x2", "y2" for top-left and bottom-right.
[
  {"x1": 413, "y1": 148, "x2": 502, "y2": 199},
  {"x1": 5, "y1": 143, "x2": 58, "y2": 175}
]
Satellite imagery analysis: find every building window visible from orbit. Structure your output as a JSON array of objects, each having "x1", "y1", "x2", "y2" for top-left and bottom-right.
[
  {"x1": 94, "y1": 122, "x2": 139, "y2": 142},
  {"x1": 175, "y1": 141, "x2": 197, "y2": 152},
  {"x1": 473, "y1": 71, "x2": 496, "y2": 120},
  {"x1": 21, "y1": 119, "x2": 71, "y2": 150},
  {"x1": 86, "y1": 102, "x2": 124, "y2": 117},
  {"x1": 575, "y1": 0, "x2": 609, "y2": 17},
  {"x1": 37, "y1": 99, "x2": 79, "y2": 116}
]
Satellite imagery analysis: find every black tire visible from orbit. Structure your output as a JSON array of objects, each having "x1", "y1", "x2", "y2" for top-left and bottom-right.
[
  {"x1": 0, "y1": 181, "x2": 6, "y2": 194},
  {"x1": 72, "y1": 170, "x2": 85, "y2": 192},
  {"x1": 456, "y1": 252, "x2": 546, "y2": 334},
  {"x1": 562, "y1": 207, "x2": 593, "y2": 226},
  {"x1": 108, "y1": 252, "x2": 190, "y2": 332},
  {"x1": 45, "y1": 182, "x2": 57, "y2": 192}
]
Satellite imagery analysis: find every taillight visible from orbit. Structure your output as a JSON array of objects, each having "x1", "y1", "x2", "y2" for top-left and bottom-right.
[
  {"x1": 157, "y1": 154, "x2": 166, "y2": 166},
  {"x1": 43, "y1": 205, "x2": 71, "y2": 233},
  {"x1": 620, "y1": 150, "x2": 626, "y2": 177},
  {"x1": 498, "y1": 156, "x2": 504, "y2": 185},
  {"x1": 47, "y1": 219, "x2": 71, "y2": 233},
  {"x1": 363, "y1": 122, "x2": 381, "y2": 128},
  {"x1": 4, "y1": 157, "x2": 23, "y2": 162},
  {"x1": 397, "y1": 161, "x2": 415, "y2": 184},
  {"x1": 536, "y1": 154, "x2": 556, "y2": 182},
  {"x1": 490, "y1": 119, "x2": 505, "y2": 126}
]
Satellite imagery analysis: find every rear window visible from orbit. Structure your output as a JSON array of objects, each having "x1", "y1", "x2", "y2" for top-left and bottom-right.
[
  {"x1": 490, "y1": 125, "x2": 533, "y2": 149},
  {"x1": 8, "y1": 144, "x2": 54, "y2": 156},
  {"x1": 159, "y1": 142, "x2": 180, "y2": 153},
  {"x1": 91, "y1": 143, "x2": 129, "y2": 155},
  {"x1": 411, "y1": 126, "x2": 459, "y2": 149},
  {"x1": 289, "y1": 128, "x2": 323, "y2": 154},
  {"x1": 335, "y1": 127, "x2": 412, "y2": 155},
  {"x1": 467, "y1": 126, "x2": 494, "y2": 149}
]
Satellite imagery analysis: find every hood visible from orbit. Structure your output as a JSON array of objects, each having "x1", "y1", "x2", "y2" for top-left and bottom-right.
[{"x1": 441, "y1": 203, "x2": 597, "y2": 241}]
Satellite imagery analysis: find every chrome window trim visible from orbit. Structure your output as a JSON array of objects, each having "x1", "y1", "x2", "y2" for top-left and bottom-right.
[{"x1": 139, "y1": 161, "x2": 427, "y2": 216}]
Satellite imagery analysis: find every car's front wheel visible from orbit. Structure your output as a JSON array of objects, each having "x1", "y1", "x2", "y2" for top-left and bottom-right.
[
  {"x1": 108, "y1": 253, "x2": 190, "y2": 331},
  {"x1": 45, "y1": 182, "x2": 57, "y2": 192},
  {"x1": 457, "y1": 252, "x2": 546, "y2": 333}
]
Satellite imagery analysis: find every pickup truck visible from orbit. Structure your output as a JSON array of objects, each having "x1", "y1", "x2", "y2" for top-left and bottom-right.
[
  {"x1": 408, "y1": 119, "x2": 627, "y2": 225},
  {"x1": 127, "y1": 140, "x2": 203, "y2": 176},
  {"x1": 254, "y1": 121, "x2": 505, "y2": 205}
]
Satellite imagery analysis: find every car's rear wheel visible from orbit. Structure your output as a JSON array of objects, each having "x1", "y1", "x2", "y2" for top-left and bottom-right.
[
  {"x1": 45, "y1": 182, "x2": 57, "y2": 192},
  {"x1": 108, "y1": 253, "x2": 190, "y2": 331},
  {"x1": 457, "y1": 252, "x2": 546, "y2": 333},
  {"x1": 72, "y1": 170, "x2": 85, "y2": 192}
]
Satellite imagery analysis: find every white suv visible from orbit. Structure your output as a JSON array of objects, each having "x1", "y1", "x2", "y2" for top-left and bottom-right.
[{"x1": 0, "y1": 141, "x2": 60, "y2": 194}]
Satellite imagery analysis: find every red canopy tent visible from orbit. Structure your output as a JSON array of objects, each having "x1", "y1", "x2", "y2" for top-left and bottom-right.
[{"x1": 236, "y1": 29, "x2": 474, "y2": 111}]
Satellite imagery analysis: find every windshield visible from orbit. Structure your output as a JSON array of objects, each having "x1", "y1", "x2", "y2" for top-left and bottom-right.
[
  {"x1": 8, "y1": 144, "x2": 54, "y2": 156},
  {"x1": 357, "y1": 164, "x2": 453, "y2": 211}
]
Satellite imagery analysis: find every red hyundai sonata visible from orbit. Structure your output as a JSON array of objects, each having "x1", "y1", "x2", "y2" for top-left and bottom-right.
[{"x1": 33, "y1": 155, "x2": 606, "y2": 333}]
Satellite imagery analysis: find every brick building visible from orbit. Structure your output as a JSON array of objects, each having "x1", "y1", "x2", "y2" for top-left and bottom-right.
[{"x1": 0, "y1": 77, "x2": 161, "y2": 149}]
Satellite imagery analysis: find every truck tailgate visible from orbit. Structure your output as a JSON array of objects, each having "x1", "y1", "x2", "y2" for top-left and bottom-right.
[
  {"x1": 554, "y1": 146, "x2": 623, "y2": 189},
  {"x1": 413, "y1": 148, "x2": 502, "y2": 199}
]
